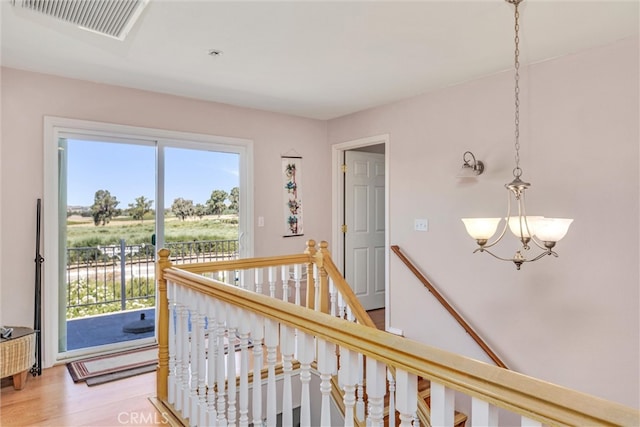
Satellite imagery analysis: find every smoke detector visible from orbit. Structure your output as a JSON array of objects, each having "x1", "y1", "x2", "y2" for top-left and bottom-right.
[{"x1": 11, "y1": 0, "x2": 149, "y2": 41}]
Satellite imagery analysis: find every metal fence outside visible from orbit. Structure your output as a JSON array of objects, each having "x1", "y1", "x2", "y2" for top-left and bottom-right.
[{"x1": 66, "y1": 239, "x2": 238, "y2": 316}]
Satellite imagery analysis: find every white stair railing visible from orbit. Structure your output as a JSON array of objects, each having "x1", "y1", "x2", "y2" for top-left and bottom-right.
[{"x1": 156, "y1": 245, "x2": 640, "y2": 427}]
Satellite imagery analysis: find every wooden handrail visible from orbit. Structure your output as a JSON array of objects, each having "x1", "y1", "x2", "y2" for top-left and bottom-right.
[
  {"x1": 391, "y1": 245, "x2": 508, "y2": 370},
  {"x1": 317, "y1": 243, "x2": 377, "y2": 329},
  {"x1": 177, "y1": 253, "x2": 310, "y2": 274},
  {"x1": 160, "y1": 265, "x2": 639, "y2": 427}
]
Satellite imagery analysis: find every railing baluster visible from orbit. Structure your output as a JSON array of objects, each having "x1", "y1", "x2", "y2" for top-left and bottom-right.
[
  {"x1": 346, "y1": 304, "x2": 355, "y2": 323},
  {"x1": 280, "y1": 324, "x2": 295, "y2": 427},
  {"x1": 354, "y1": 353, "x2": 365, "y2": 422},
  {"x1": 329, "y1": 279, "x2": 337, "y2": 317},
  {"x1": 388, "y1": 369, "x2": 397, "y2": 427},
  {"x1": 366, "y1": 358, "x2": 386, "y2": 427},
  {"x1": 255, "y1": 268, "x2": 264, "y2": 294},
  {"x1": 314, "y1": 264, "x2": 321, "y2": 311},
  {"x1": 195, "y1": 294, "x2": 207, "y2": 426},
  {"x1": 167, "y1": 281, "x2": 176, "y2": 405},
  {"x1": 215, "y1": 300, "x2": 228, "y2": 426},
  {"x1": 206, "y1": 296, "x2": 218, "y2": 426},
  {"x1": 281, "y1": 265, "x2": 289, "y2": 302},
  {"x1": 237, "y1": 308, "x2": 251, "y2": 427},
  {"x1": 265, "y1": 318, "x2": 279, "y2": 426},
  {"x1": 521, "y1": 417, "x2": 542, "y2": 427},
  {"x1": 177, "y1": 288, "x2": 189, "y2": 416},
  {"x1": 339, "y1": 346, "x2": 358, "y2": 427},
  {"x1": 251, "y1": 312, "x2": 264, "y2": 426},
  {"x1": 472, "y1": 396, "x2": 498, "y2": 426},
  {"x1": 267, "y1": 266, "x2": 277, "y2": 298},
  {"x1": 431, "y1": 381, "x2": 455, "y2": 427},
  {"x1": 227, "y1": 304, "x2": 238, "y2": 425},
  {"x1": 238, "y1": 269, "x2": 248, "y2": 290},
  {"x1": 298, "y1": 331, "x2": 315, "y2": 427},
  {"x1": 318, "y1": 338, "x2": 336, "y2": 426},
  {"x1": 293, "y1": 263, "x2": 302, "y2": 306},
  {"x1": 187, "y1": 290, "x2": 199, "y2": 425},
  {"x1": 396, "y1": 369, "x2": 417, "y2": 427},
  {"x1": 337, "y1": 289, "x2": 346, "y2": 320}
]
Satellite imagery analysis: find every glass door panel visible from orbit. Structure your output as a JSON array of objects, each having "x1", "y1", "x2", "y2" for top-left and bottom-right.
[
  {"x1": 162, "y1": 147, "x2": 240, "y2": 265},
  {"x1": 63, "y1": 138, "x2": 156, "y2": 352}
]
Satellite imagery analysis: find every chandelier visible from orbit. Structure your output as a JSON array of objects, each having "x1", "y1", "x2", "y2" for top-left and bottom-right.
[{"x1": 461, "y1": 0, "x2": 573, "y2": 270}]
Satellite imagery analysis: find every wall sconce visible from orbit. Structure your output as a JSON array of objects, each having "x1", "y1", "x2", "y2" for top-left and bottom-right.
[{"x1": 458, "y1": 151, "x2": 484, "y2": 177}]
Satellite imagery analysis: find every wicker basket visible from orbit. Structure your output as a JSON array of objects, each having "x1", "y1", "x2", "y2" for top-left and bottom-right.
[{"x1": 1, "y1": 330, "x2": 35, "y2": 379}]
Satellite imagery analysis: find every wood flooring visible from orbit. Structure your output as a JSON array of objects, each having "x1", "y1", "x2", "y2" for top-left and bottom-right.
[
  {"x1": 367, "y1": 308, "x2": 385, "y2": 330},
  {"x1": 0, "y1": 365, "x2": 165, "y2": 426}
]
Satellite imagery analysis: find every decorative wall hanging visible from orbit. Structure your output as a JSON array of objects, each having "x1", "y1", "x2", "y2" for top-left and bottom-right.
[{"x1": 282, "y1": 156, "x2": 303, "y2": 237}]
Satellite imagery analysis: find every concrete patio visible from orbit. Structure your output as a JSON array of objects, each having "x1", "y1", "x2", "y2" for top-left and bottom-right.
[{"x1": 66, "y1": 308, "x2": 155, "y2": 350}]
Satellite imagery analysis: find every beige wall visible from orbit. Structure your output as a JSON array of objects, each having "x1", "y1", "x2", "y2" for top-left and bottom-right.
[
  {"x1": 1, "y1": 36, "x2": 637, "y2": 409},
  {"x1": 328, "y1": 37, "x2": 639, "y2": 408},
  {"x1": 0, "y1": 67, "x2": 330, "y2": 328}
]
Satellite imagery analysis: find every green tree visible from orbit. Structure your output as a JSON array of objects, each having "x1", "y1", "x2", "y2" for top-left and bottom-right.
[
  {"x1": 228, "y1": 187, "x2": 240, "y2": 213},
  {"x1": 194, "y1": 203, "x2": 207, "y2": 220},
  {"x1": 207, "y1": 190, "x2": 228, "y2": 216},
  {"x1": 128, "y1": 196, "x2": 153, "y2": 222},
  {"x1": 171, "y1": 198, "x2": 194, "y2": 221},
  {"x1": 91, "y1": 190, "x2": 120, "y2": 226}
]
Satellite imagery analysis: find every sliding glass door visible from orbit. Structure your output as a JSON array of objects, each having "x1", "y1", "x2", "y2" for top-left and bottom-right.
[{"x1": 44, "y1": 118, "x2": 253, "y2": 363}]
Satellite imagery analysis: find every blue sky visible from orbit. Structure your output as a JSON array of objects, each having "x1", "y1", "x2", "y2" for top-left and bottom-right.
[{"x1": 66, "y1": 140, "x2": 239, "y2": 208}]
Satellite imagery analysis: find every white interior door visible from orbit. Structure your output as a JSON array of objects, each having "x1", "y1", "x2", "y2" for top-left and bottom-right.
[{"x1": 344, "y1": 150, "x2": 385, "y2": 310}]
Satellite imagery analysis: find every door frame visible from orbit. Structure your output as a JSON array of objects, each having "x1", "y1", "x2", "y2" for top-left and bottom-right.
[
  {"x1": 331, "y1": 134, "x2": 389, "y2": 328},
  {"x1": 43, "y1": 116, "x2": 254, "y2": 366}
]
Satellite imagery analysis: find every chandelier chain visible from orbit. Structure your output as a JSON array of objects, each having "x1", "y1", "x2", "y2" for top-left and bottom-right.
[{"x1": 513, "y1": 1, "x2": 522, "y2": 178}]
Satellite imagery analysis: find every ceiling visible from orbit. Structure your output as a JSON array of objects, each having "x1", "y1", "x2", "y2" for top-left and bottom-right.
[{"x1": 1, "y1": 1, "x2": 638, "y2": 120}]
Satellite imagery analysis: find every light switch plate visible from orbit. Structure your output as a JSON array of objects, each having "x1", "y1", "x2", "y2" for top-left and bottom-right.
[{"x1": 414, "y1": 218, "x2": 428, "y2": 231}]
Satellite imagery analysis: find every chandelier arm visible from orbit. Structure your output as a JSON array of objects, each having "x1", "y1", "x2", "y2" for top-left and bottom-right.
[
  {"x1": 480, "y1": 190, "x2": 512, "y2": 250},
  {"x1": 475, "y1": 247, "x2": 557, "y2": 265},
  {"x1": 516, "y1": 191, "x2": 528, "y2": 248},
  {"x1": 473, "y1": 247, "x2": 519, "y2": 262},
  {"x1": 520, "y1": 189, "x2": 551, "y2": 251},
  {"x1": 516, "y1": 190, "x2": 537, "y2": 249},
  {"x1": 523, "y1": 249, "x2": 558, "y2": 262}
]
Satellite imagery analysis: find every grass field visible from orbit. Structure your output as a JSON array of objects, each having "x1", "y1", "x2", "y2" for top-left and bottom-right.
[{"x1": 66, "y1": 215, "x2": 238, "y2": 247}]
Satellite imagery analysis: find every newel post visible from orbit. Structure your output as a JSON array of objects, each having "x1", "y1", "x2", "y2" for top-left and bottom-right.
[
  {"x1": 304, "y1": 240, "x2": 317, "y2": 310},
  {"x1": 156, "y1": 248, "x2": 172, "y2": 401},
  {"x1": 317, "y1": 241, "x2": 331, "y2": 314}
]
